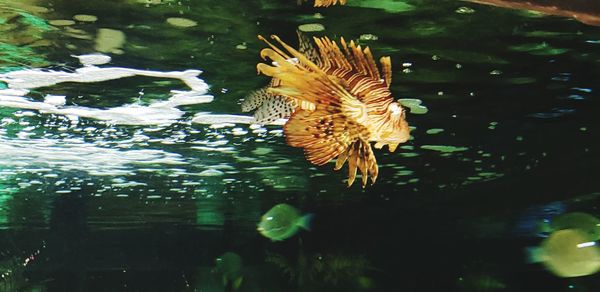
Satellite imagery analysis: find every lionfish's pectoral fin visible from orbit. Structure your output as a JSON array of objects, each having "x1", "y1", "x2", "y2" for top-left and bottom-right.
[
  {"x1": 256, "y1": 35, "x2": 359, "y2": 109},
  {"x1": 285, "y1": 109, "x2": 359, "y2": 166}
]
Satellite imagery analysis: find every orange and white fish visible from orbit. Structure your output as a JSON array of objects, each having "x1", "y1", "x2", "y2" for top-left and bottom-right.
[{"x1": 253, "y1": 34, "x2": 410, "y2": 187}]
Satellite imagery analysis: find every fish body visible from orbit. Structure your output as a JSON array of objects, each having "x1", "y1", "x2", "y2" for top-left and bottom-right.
[
  {"x1": 258, "y1": 203, "x2": 312, "y2": 241},
  {"x1": 214, "y1": 252, "x2": 244, "y2": 290},
  {"x1": 254, "y1": 34, "x2": 410, "y2": 187},
  {"x1": 549, "y1": 212, "x2": 600, "y2": 241},
  {"x1": 531, "y1": 228, "x2": 600, "y2": 277}
]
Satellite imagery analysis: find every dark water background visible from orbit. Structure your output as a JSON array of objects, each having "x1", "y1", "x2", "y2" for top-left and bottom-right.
[{"x1": 0, "y1": 0, "x2": 599, "y2": 291}]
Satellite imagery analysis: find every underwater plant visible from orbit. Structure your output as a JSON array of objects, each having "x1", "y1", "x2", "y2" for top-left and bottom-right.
[{"x1": 267, "y1": 251, "x2": 373, "y2": 290}]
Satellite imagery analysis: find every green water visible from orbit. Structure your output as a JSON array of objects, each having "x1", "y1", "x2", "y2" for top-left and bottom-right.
[{"x1": 0, "y1": 0, "x2": 599, "y2": 291}]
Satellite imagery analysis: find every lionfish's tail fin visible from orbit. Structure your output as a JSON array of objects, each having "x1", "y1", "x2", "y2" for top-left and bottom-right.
[
  {"x1": 335, "y1": 139, "x2": 378, "y2": 187},
  {"x1": 241, "y1": 87, "x2": 269, "y2": 113},
  {"x1": 253, "y1": 94, "x2": 297, "y2": 125}
]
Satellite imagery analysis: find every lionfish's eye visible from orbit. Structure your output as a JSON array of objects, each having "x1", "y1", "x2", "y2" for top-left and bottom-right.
[{"x1": 389, "y1": 102, "x2": 401, "y2": 115}]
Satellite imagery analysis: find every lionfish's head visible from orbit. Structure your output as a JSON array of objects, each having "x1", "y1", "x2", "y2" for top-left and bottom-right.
[{"x1": 374, "y1": 101, "x2": 410, "y2": 152}]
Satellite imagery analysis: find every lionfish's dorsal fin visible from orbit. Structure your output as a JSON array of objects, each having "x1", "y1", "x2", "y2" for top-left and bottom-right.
[
  {"x1": 380, "y1": 56, "x2": 392, "y2": 88},
  {"x1": 313, "y1": 36, "x2": 390, "y2": 86},
  {"x1": 296, "y1": 30, "x2": 322, "y2": 66}
]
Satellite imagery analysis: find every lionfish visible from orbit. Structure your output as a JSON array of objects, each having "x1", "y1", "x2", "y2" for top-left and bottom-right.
[
  {"x1": 245, "y1": 33, "x2": 410, "y2": 187},
  {"x1": 297, "y1": 0, "x2": 347, "y2": 7}
]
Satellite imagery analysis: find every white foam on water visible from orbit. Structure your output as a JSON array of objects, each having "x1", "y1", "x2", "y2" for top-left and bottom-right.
[{"x1": 0, "y1": 55, "x2": 213, "y2": 126}]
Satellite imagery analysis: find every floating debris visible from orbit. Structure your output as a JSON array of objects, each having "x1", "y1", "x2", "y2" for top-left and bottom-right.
[
  {"x1": 73, "y1": 14, "x2": 98, "y2": 22},
  {"x1": 252, "y1": 147, "x2": 273, "y2": 156},
  {"x1": 73, "y1": 53, "x2": 112, "y2": 66},
  {"x1": 94, "y1": 28, "x2": 126, "y2": 54},
  {"x1": 426, "y1": 128, "x2": 444, "y2": 134},
  {"x1": 399, "y1": 98, "x2": 428, "y2": 114},
  {"x1": 298, "y1": 23, "x2": 325, "y2": 32},
  {"x1": 49, "y1": 19, "x2": 75, "y2": 26},
  {"x1": 455, "y1": 7, "x2": 475, "y2": 14},
  {"x1": 166, "y1": 17, "x2": 198, "y2": 28},
  {"x1": 421, "y1": 145, "x2": 468, "y2": 153},
  {"x1": 359, "y1": 34, "x2": 379, "y2": 41}
]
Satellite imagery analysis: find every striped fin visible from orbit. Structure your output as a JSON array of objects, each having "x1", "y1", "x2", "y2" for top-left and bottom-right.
[
  {"x1": 257, "y1": 35, "x2": 361, "y2": 110},
  {"x1": 243, "y1": 32, "x2": 320, "y2": 122},
  {"x1": 318, "y1": 37, "x2": 391, "y2": 82},
  {"x1": 310, "y1": 36, "x2": 394, "y2": 108},
  {"x1": 285, "y1": 108, "x2": 369, "y2": 166},
  {"x1": 335, "y1": 139, "x2": 378, "y2": 187},
  {"x1": 296, "y1": 30, "x2": 322, "y2": 66},
  {"x1": 312, "y1": 36, "x2": 385, "y2": 81},
  {"x1": 380, "y1": 56, "x2": 392, "y2": 88}
]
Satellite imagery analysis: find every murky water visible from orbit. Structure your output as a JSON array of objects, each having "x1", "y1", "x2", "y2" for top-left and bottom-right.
[{"x1": 1, "y1": 0, "x2": 599, "y2": 291}]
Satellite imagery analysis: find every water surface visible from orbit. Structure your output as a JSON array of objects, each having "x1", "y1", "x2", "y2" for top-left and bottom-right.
[{"x1": 1, "y1": 0, "x2": 599, "y2": 291}]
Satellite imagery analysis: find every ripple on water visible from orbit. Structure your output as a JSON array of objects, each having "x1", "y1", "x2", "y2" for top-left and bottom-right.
[{"x1": 0, "y1": 136, "x2": 186, "y2": 176}]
